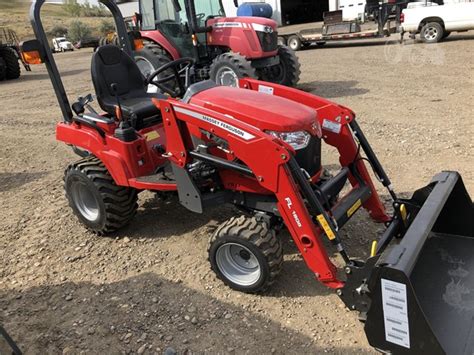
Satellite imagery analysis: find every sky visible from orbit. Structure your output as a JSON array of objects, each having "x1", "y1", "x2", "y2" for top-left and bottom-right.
[
  {"x1": 40, "y1": 0, "x2": 101, "y2": 4},
  {"x1": 40, "y1": 0, "x2": 138, "y2": 4}
]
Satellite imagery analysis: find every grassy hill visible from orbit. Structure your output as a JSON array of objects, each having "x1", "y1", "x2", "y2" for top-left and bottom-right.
[{"x1": 0, "y1": 0, "x2": 109, "y2": 40}]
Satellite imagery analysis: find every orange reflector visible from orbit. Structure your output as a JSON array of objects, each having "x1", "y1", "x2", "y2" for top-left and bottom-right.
[
  {"x1": 115, "y1": 105, "x2": 122, "y2": 120},
  {"x1": 192, "y1": 34, "x2": 197, "y2": 46},
  {"x1": 134, "y1": 39, "x2": 144, "y2": 51},
  {"x1": 21, "y1": 50, "x2": 43, "y2": 65}
]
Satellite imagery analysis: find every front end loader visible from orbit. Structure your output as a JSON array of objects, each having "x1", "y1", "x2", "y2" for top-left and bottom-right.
[{"x1": 22, "y1": 1, "x2": 473, "y2": 353}]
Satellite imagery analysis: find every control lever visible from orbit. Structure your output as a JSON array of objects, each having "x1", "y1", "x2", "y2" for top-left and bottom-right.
[
  {"x1": 110, "y1": 83, "x2": 125, "y2": 122},
  {"x1": 110, "y1": 83, "x2": 137, "y2": 142}
]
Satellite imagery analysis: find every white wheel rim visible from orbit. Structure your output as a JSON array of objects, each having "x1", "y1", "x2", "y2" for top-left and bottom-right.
[
  {"x1": 135, "y1": 55, "x2": 159, "y2": 93},
  {"x1": 71, "y1": 181, "x2": 100, "y2": 222},
  {"x1": 290, "y1": 39, "x2": 298, "y2": 50},
  {"x1": 425, "y1": 27, "x2": 438, "y2": 41},
  {"x1": 135, "y1": 56, "x2": 155, "y2": 77},
  {"x1": 216, "y1": 243, "x2": 261, "y2": 286},
  {"x1": 215, "y1": 67, "x2": 239, "y2": 87}
]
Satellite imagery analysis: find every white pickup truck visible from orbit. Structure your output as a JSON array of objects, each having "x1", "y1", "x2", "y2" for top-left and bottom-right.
[
  {"x1": 401, "y1": 0, "x2": 474, "y2": 43},
  {"x1": 52, "y1": 37, "x2": 74, "y2": 53}
]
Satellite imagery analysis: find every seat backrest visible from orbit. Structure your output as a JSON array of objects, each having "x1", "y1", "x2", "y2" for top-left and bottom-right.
[{"x1": 91, "y1": 45, "x2": 146, "y2": 112}]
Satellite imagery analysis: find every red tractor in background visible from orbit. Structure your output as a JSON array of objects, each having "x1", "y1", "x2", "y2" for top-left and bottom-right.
[{"x1": 133, "y1": 0, "x2": 300, "y2": 87}]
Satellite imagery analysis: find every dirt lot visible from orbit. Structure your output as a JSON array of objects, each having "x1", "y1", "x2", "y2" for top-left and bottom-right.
[{"x1": 0, "y1": 33, "x2": 473, "y2": 354}]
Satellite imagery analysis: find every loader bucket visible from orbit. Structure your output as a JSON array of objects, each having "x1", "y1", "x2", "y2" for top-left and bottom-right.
[{"x1": 364, "y1": 172, "x2": 473, "y2": 354}]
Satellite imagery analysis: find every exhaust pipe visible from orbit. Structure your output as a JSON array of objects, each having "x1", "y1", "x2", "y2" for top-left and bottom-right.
[{"x1": 364, "y1": 172, "x2": 473, "y2": 354}]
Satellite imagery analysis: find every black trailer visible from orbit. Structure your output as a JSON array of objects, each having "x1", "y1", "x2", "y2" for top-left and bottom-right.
[{"x1": 278, "y1": 4, "x2": 406, "y2": 51}]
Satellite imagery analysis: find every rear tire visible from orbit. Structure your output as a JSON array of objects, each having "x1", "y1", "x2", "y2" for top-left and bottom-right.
[
  {"x1": 420, "y1": 22, "x2": 444, "y2": 43},
  {"x1": 209, "y1": 52, "x2": 257, "y2": 87},
  {"x1": 64, "y1": 156, "x2": 138, "y2": 234},
  {"x1": 208, "y1": 215, "x2": 283, "y2": 293},
  {"x1": 258, "y1": 46, "x2": 300, "y2": 87},
  {"x1": 0, "y1": 58, "x2": 6, "y2": 81},
  {"x1": 287, "y1": 35, "x2": 302, "y2": 51},
  {"x1": 134, "y1": 43, "x2": 174, "y2": 93},
  {"x1": 134, "y1": 43, "x2": 171, "y2": 78},
  {"x1": 0, "y1": 47, "x2": 20, "y2": 79}
]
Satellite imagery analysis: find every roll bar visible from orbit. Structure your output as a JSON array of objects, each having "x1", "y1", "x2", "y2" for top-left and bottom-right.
[{"x1": 29, "y1": 0, "x2": 133, "y2": 123}]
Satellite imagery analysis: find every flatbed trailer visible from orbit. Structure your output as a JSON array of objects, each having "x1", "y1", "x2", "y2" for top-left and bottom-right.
[
  {"x1": 279, "y1": 25, "x2": 398, "y2": 50},
  {"x1": 278, "y1": 4, "x2": 404, "y2": 51}
]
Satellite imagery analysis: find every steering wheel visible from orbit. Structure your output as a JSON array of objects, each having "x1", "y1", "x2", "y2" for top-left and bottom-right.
[
  {"x1": 196, "y1": 13, "x2": 206, "y2": 22},
  {"x1": 146, "y1": 57, "x2": 195, "y2": 98}
]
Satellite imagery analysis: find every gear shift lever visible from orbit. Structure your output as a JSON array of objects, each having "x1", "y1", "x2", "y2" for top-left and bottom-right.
[{"x1": 110, "y1": 83, "x2": 137, "y2": 142}]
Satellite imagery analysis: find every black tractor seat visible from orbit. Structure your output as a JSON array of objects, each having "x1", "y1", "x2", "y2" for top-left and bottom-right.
[{"x1": 91, "y1": 45, "x2": 166, "y2": 130}]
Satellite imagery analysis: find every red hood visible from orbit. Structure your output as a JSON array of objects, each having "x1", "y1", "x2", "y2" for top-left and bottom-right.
[{"x1": 189, "y1": 86, "x2": 317, "y2": 132}]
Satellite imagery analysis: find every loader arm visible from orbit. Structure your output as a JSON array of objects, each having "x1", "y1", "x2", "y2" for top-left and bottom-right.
[
  {"x1": 239, "y1": 78, "x2": 390, "y2": 223},
  {"x1": 157, "y1": 98, "x2": 345, "y2": 287}
]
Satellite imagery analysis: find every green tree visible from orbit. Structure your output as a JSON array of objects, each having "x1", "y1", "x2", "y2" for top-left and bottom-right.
[
  {"x1": 64, "y1": 0, "x2": 82, "y2": 17},
  {"x1": 49, "y1": 25, "x2": 68, "y2": 37},
  {"x1": 68, "y1": 20, "x2": 92, "y2": 42}
]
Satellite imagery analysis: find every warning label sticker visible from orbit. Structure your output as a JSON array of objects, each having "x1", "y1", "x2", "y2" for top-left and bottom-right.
[
  {"x1": 322, "y1": 119, "x2": 341, "y2": 134},
  {"x1": 258, "y1": 85, "x2": 274, "y2": 95},
  {"x1": 381, "y1": 279, "x2": 410, "y2": 349}
]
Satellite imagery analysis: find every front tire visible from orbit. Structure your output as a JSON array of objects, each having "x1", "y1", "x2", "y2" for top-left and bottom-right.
[
  {"x1": 64, "y1": 157, "x2": 138, "y2": 234},
  {"x1": 258, "y1": 46, "x2": 301, "y2": 87},
  {"x1": 209, "y1": 52, "x2": 257, "y2": 87},
  {"x1": 420, "y1": 22, "x2": 444, "y2": 43},
  {"x1": 208, "y1": 216, "x2": 283, "y2": 293}
]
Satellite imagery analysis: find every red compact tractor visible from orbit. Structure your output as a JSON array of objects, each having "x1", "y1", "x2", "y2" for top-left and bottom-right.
[
  {"x1": 132, "y1": 0, "x2": 300, "y2": 87},
  {"x1": 23, "y1": 1, "x2": 473, "y2": 354}
]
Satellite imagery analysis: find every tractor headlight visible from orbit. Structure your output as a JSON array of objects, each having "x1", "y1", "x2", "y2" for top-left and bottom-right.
[{"x1": 266, "y1": 130, "x2": 311, "y2": 150}]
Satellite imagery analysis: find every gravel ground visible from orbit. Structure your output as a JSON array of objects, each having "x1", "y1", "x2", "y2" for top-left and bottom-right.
[{"x1": 0, "y1": 32, "x2": 473, "y2": 354}]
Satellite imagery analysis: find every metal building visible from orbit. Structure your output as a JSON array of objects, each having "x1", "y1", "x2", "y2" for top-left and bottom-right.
[
  {"x1": 115, "y1": 0, "x2": 363, "y2": 27},
  {"x1": 223, "y1": 0, "x2": 339, "y2": 26}
]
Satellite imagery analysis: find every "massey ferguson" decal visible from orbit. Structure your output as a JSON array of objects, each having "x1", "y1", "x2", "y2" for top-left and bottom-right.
[
  {"x1": 174, "y1": 106, "x2": 256, "y2": 141},
  {"x1": 213, "y1": 22, "x2": 273, "y2": 33},
  {"x1": 213, "y1": 22, "x2": 243, "y2": 28}
]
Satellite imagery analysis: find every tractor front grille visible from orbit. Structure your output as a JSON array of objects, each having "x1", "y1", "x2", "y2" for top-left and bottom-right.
[
  {"x1": 257, "y1": 31, "x2": 278, "y2": 52},
  {"x1": 295, "y1": 136, "x2": 322, "y2": 177}
]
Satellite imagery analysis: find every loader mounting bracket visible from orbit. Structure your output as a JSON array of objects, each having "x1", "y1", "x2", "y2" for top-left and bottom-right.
[{"x1": 338, "y1": 256, "x2": 379, "y2": 317}]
